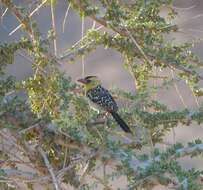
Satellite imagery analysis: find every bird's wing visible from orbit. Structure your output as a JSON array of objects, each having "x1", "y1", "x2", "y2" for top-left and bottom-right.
[{"x1": 86, "y1": 85, "x2": 118, "y2": 112}]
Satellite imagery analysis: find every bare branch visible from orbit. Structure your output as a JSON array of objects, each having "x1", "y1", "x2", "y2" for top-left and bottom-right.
[
  {"x1": 37, "y1": 146, "x2": 61, "y2": 190},
  {"x1": 62, "y1": 2, "x2": 71, "y2": 33},
  {"x1": 50, "y1": 1, "x2": 57, "y2": 56},
  {"x1": 170, "y1": 69, "x2": 187, "y2": 108},
  {"x1": 92, "y1": 174, "x2": 113, "y2": 190},
  {"x1": 9, "y1": 0, "x2": 48, "y2": 36},
  {"x1": 1, "y1": 7, "x2": 8, "y2": 22},
  {"x1": 2, "y1": 169, "x2": 50, "y2": 183},
  {"x1": 2, "y1": 0, "x2": 34, "y2": 40}
]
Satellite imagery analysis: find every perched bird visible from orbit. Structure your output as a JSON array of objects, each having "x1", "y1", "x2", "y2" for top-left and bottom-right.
[{"x1": 77, "y1": 76, "x2": 131, "y2": 133}]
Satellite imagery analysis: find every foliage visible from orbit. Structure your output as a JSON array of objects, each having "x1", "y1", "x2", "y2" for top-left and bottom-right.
[{"x1": 0, "y1": 0, "x2": 203, "y2": 190}]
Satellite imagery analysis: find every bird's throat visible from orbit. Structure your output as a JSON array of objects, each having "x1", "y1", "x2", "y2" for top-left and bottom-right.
[{"x1": 85, "y1": 83, "x2": 100, "y2": 92}]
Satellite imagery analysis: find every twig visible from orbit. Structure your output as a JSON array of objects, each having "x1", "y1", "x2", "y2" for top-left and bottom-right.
[
  {"x1": 86, "y1": 119, "x2": 106, "y2": 126},
  {"x1": 148, "y1": 74, "x2": 168, "y2": 79},
  {"x1": 172, "y1": 143, "x2": 203, "y2": 158},
  {"x1": 81, "y1": 15, "x2": 85, "y2": 77},
  {"x1": 1, "y1": 148, "x2": 36, "y2": 170},
  {"x1": 135, "y1": 143, "x2": 203, "y2": 171},
  {"x1": 0, "y1": 131, "x2": 25, "y2": 153},
  {"x1": 91, "y1": 20, "x2": 96, "y2": 29},
  {"x1": 0, "y1": 129, "x2": 43, "y2": 173},
  {"x1": 37, "y1": 146, "x2": 61, "y2": 190},
  {"x1": 8, "y1": 0, "x2": 48, "y2": 36},
  {"x1": 172, "y1": 5, "x2": 196, "y2": 11},
  {"x1": 1, "y1": 7, "x2": 8, "y2": 22},
  {"x1": 125, "y1": 27, "x2": 152, "y2": 65},
  {"x1": 17, "y1": 50, "x2": 48, "y2": 75},
  {"x1": 77, "y1": 161, "x2": 90, "y2": 190},
  {"x1": 2, "y1": 0, "x2": 34, "y2": 40},
  {"x1": 62, "y1": 2, "x2": 71, "y2": 33},
  {"x1": 92, "y1": 174, "x2": 113, "y2": 190},
  {"x1": 57, "y1": 161, "x2": 80, "y2": 181},
  {"x1": 1, "y1": 160, "x2": 81, "y2": 184},
  {"x1": 189, "y1": 86, "x2": 200, "y2": 107},
  {"x1": 170, "y1": 69, "x2": 187, "y2": 108},
  {"x1": 2, "y1": 169, "x2": 50, "y2": 183},
  {"x1": 51, "y1": 0, "x2": 57, "y2": 56},
  {"x1": 59, "y1": 25, "x2": 103, "y2": 60},
  {"x1": 54, "y1": 138, "x2": 87, "y2": 153},
  {"x1": 18, "y1": 121, "x2": 42, "y2": 134},
  {"x1": 63, "y1": 147, "x2": 68, "y2": 168}
]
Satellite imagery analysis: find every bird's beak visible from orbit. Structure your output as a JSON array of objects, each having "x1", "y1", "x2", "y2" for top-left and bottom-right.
[{"x1": 77, "y1": 78, "x2": 87, "y2": 84}]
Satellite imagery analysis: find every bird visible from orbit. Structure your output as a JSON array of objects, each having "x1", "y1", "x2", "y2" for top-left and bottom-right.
[{"x1": 77, "y1": 76, "x2": 132, "y2": 133}]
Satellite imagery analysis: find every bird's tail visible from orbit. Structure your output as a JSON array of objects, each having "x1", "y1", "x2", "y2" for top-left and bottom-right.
[{"x1": 111, "y1": 112, "x2": 132, "y2": 133}]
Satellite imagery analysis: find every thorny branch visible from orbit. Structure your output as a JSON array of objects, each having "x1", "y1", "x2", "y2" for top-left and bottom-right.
[
  {"x1": 1, "y1": 0, "x2": 63, "y2": 66},
  {"x1": 37, "y1": 146, "x2": 61, "y2": 190},
  {"x1": 67, "y1": 0, "x2": 203, "y2": 80},
  {"x1": 1, "y1": 116, "x2": 203, "y2": 189},
  {"x1": 1, "y1": 0, "x2": 34, "y2": 40}
]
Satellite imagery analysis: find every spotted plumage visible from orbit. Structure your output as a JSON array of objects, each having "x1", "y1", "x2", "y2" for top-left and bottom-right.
[
  {"x1": 77, "y1": 76, "x2": 132, "y2": 133},
  {"x1": 86, "y1": 85, "x2": 118, "y2": 112}
]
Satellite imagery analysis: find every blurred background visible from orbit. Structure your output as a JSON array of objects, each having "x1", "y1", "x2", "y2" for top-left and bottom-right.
[{"x1": 1, "y1": 0, "x2": 203, "y2": 189}]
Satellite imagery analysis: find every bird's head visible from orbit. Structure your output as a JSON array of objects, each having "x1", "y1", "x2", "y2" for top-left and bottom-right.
[{"x1": 77, "y1": 76, "x2": 101, "y2": 91}]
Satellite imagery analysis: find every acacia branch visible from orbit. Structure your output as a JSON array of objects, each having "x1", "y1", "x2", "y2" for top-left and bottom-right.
[
  {"x1": 2, "y1": 0, "x2": 34, "y2": 40},
  {"x1": 1, "y1": 0, "x2": 63, "y2": 66},
  {"x1": 8, "y1": 0, "x2": 48, "y2": 36},
  {"x1": 115, "y1": 143, "x2": 203, "y2": 172},
  {"x1": 172, "y1": 144, "x2": 203, "y2": 158},
  {"x1": 2, "y1": 161, "x2": 79, "y2": 184},
  {"x1": 70, "y1": 0, "x2": 203, "y2": 80},
  {"x1": 92, "y1": 174, "x2": 113, "y2": 190},
  {"x1": 37, "y1": 146, "x2": 61, "y2": 190},
  {"x1": 1, "y1": 169, "x2": 50, "y2": 183}
]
